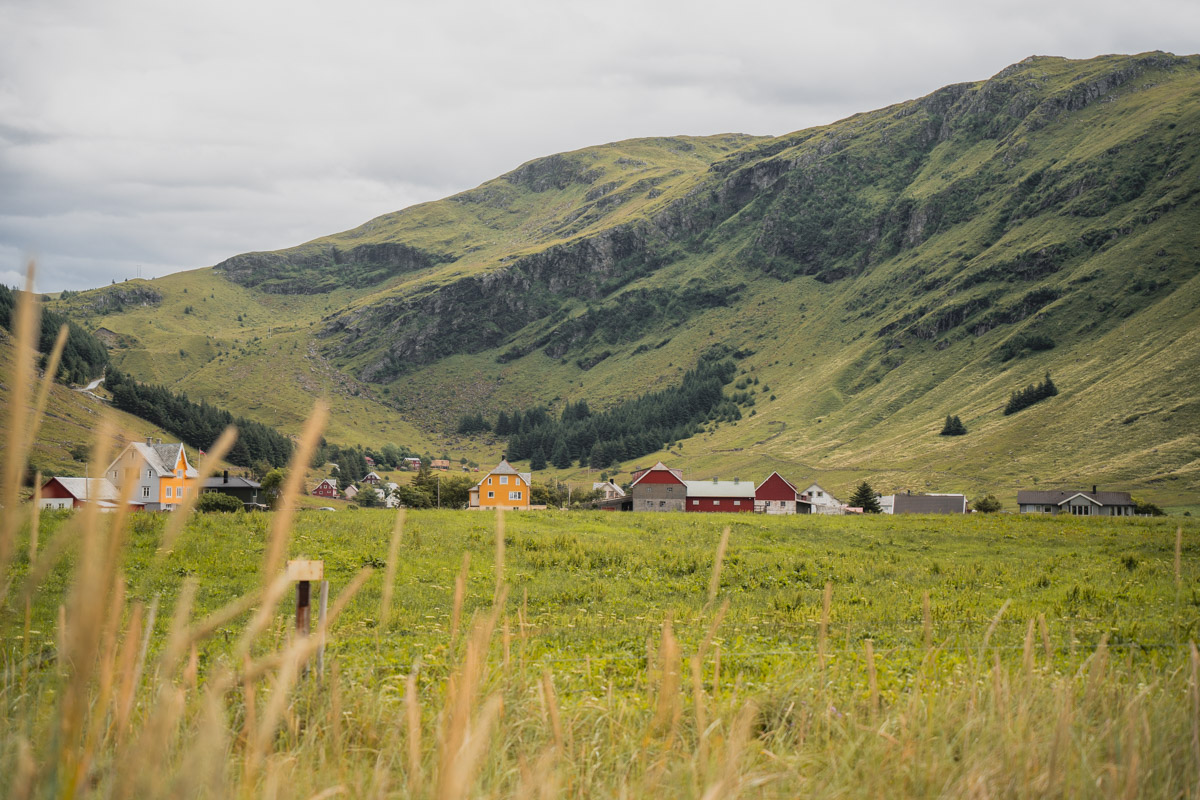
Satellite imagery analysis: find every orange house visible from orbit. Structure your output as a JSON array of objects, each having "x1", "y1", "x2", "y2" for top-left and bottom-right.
[
  {"x1": 105, "y1": 438, "x2": 200, "y2": 511},
  {"x1": 469, "y1": 459, "x2": 531, "y2": 510}
]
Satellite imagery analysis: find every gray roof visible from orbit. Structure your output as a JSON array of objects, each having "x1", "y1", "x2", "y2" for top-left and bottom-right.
[
  {"x1": 1017, "y1": 490, "x2": 1133, "y2": 506},
  {"x1": 891, "y1": 494, "x2": 967, "y2": 514},
  {"x1": 202, "y1": 476, "x2": 261, "y2": 489},
  {"x1": 108, "y1": 442, "x2": 198, "y2": 478},
  {"x1": 479, "y1": 459, "x2": 531, "y2": 487},
  {"x1": 44, "y1": 477, "x2": 122, "y2": 501},
  {"x1": 684, "y1": 479, "x2": 756, "y2": 499}
]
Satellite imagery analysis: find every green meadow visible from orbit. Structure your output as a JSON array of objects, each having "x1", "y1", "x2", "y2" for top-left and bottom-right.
[{"x1": 5, "y1": 507, "x2": 1199, "y2": 797}]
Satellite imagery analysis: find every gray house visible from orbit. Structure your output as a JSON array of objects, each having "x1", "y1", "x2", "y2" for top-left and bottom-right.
[
  {"x1": 880, "y1": 492, "x2": 968, "y2": 514},
  {"x1": 202, "y1": 471, "x2": 263, "y2": 509},
  {"x1": 1017, "y1": 487, "x2": 1135, "y2": 516},
  {"x1": 629, "y1": 462, "x2": 686, "y2": 512}
]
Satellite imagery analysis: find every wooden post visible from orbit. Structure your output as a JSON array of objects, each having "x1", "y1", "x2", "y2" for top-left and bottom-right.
[
  {"x1": 286, "y1": 559, "x2": 325, "y2": 642},
  {"x1": 317, "y1": 580, "x2": 329, "y2": 676}
]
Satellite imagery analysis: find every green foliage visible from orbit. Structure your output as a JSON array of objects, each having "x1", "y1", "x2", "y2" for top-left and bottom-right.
[
  {"x1": 850, "y1": 481, "x2": 883, "y2": 513},
  {"x1": 456, "y1": 413, "x2": 491, "y2": 435},
  {"x1": 105, "y1": 367, "x2": 293, "y2": 468},
  {"x1": 940, "y1": 414, "x2": 967, "y2": 436},
  {"x1": 196, "y1": 491, "x2": 243, "y2": 513},
  {"x1": 1004, "y1": 372, "x2": 1059, "y2": 415},
  {"x1": 997, "y1": 332, "x2": 1056, "y2": 361},
  {"x1": 505, "y1": 358, "x2": 738, "y2": 467},
  {"x1": 972, "y1": 494, "x2": 1003, "y2": 513},
  {"x1": 259, "y1": 468, "x2": 287, "y2": 509},
  {"x1": 1133, "y1": 498, "x2": 1166, "y2": 516},
  {"x1": 0, "y1": 283, "x2": 108, "y2": 384},
  {"x1": 392, "y1": 483, "x2": 432, "y2": 509}
]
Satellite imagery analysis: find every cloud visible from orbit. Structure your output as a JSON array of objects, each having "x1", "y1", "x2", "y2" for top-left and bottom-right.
[{"x1": 1, "y1": 0, "x2": 1197, "y2": 292}]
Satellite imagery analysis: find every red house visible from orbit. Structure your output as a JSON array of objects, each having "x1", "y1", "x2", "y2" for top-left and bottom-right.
[
  {"x1": 312, "y1": 478, "x2": 338, "y2": 498},
  {"x1": 754, "y1": 471, "x2": 811, "y2": 514},
  {"x1": 684, "y1": 478, "x2": 756, "y2": 513}
]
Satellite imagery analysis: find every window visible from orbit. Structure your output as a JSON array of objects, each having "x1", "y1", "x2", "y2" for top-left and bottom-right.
[
  {"x1": 176, "y1": 470, "x2": 182, "y2": 479},
  {"x1": 58, "y1": 502, "x2": 66, "y2": 509},
  {"x1": 817, "y1": 491, "x2": 823, "y2": 497},
  {"x1": 165, "y1": 487, "x2": 173, "y2": 498},
  {"x1": 142, "y1": 486, "x2": 150, "y2": 498},
  {"x1": 692, "y1": 500, "x2": 699, "y2": 506},
  {"x1": 666, "y1": 486, "x2": 673, "y2": 493},
  {"x1": 1045, "y1": 505, "x2": 1052, "y2": 513},
  {"x1": 734, "y1": 500, "x2": 741, "y2": 506},
  {"x1": 146, "y1": 469, "x2": 152, "y2": 478},
  {"x1": 500, "y1": 476, "x2": 508, "y2": 485},
  {"x1": 487, "y1": 491, "x2": 494, "y2": 498},
  {"x1": 509, "y1": 491, "x2": 522, "y2": 500},
  {"x1": 487, "y1": 477, "x2": 492, "y2": 485}
]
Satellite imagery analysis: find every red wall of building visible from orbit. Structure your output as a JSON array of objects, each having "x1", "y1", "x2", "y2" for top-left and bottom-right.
[
  {"x1": 755, "y1": 473, "x2": 798, "y2": 503},
  {"x1": 633, "y1": 470, "x2": 684, "y2": 486},
  {"x1": 686, "y1": 497, "x2": 754, "y2": 513}
]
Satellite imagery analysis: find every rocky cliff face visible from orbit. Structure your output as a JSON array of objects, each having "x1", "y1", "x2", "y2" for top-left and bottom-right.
[{"x1": 215, "y1": 241, "x2": 451, "y2": 294}]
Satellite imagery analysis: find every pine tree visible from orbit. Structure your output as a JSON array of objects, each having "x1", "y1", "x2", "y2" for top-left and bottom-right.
[
  {"x1": 849, "y1": 481, "x2": 882, "y2": 513},
  {"x1": 940, "y1": 414, "x2": 967, "y2": 436},
  {"x1": 530, "y1": 446, "x2": 547, "y2": 471},
  {"x1": 550, "y1": 439, "x2": 572, "y2": 469}
]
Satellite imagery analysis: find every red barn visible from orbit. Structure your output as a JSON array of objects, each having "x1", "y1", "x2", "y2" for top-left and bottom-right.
[
  {"x1": 754, "y1": 471, "x2": 811, "y2": 514},
  {"x1": 629, "y1": 461, "x2": 686, "y2": 512},
  {"x1": 684, "y1": 478, "x2": 756, "y2": 513},
  {"x1": 312, "y1": 478, "x2": 338, "y2": 498}
]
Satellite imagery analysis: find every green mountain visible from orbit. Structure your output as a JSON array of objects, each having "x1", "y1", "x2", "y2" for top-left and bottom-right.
[{"x1": 51, "y1": 52, "x2": 1200, "y2": 507}]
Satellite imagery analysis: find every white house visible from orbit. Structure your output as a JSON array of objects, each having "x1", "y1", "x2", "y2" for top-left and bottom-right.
[{"x1": 800, "y1": 483, "x2": 844, "y2": 515}]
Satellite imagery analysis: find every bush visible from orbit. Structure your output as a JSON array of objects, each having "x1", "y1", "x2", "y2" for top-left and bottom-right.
[
  {"x1": 196, "y1": 492, "x2": 243, "y2": 513},
  {"x1": 1133, "y1": 499, "x2": 1165, "y2": 517},
  {"x1": 972, "y1": 494, "x2": 1002, "y2": 513}
]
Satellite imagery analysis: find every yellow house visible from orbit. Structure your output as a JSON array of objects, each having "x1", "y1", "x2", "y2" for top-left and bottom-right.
[
  {"x1": 469, "y1": 459, "x2": 531, "y2": 510},
  {"x1": 105, "y1": 438, "x2": 200, "y2": 511}
]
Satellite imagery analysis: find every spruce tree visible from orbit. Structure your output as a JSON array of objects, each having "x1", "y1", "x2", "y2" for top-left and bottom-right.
[
  {"x1": 550, "y1": 440, "x2": 572, "y2": 469},
  {"x1": 849, "y1": 481, "x2": 882, "y2": 513},
  {"x1": 530, "y1": 446, "x2": 547, "y2": 471}
]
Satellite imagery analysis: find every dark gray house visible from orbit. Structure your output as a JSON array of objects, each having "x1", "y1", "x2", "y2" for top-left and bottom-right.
[
  {"x1": 879, "y1": 492, "x2": 968, "y2": 514},
  {"x1": 1016, "y1": 488, "x2": 1135, "y2": 516},
  {"x1": 202, "y1": 471, "x2": 263, "y2": 509}
]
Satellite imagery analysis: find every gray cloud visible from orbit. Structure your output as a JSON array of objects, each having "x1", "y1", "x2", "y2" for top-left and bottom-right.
[{"x1": 1, "y1": 0, "x2": 1197, "y2": 292}]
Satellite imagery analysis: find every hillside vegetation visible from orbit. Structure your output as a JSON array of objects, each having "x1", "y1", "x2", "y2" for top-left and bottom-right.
[{"x1": 50, "y1": 52, "x2": 1200, "y2": 505}]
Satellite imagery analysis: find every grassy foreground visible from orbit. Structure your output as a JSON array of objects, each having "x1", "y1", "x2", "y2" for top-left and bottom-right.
[{"x1": 4, "y1": 506, "x2": 1199, "y2": 798}]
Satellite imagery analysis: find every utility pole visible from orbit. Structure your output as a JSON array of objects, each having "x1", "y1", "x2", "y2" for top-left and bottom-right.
[{"x1": 437, "y1": 473, "x2": 441, "y2": 509}]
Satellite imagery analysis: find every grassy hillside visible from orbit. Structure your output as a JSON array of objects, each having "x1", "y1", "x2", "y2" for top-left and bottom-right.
[{"x1": 51, "y1": 53, "x2": 1200, "y2": 506}]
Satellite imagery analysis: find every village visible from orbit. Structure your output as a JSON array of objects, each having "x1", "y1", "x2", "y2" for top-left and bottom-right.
[{"x1": 36, "y1": 437, "x2": 1141, "y2": 518}]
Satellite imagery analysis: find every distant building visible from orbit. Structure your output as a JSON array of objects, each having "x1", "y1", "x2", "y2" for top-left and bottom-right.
[
  {"x1": 37, "y1": 477, "x2": 139, "y2": 512},
  {"x1": 312, "y1": 478, "x2": 338, "y2": 499},
  {"x1": 343, "y1": 485, "x2": 359, "y2": 500},
  {"x1": 629, "y1": 462, "x2": 686, "y2": 512},
  {"x1": 201, "y1": 471, "x2": 262, "y2": 509},
  {"x1": 684, "y1": 478, "x2": 756, "y2": 513},
  {"x1": 755, "y1": 472, "x2": 810, "y2": 514},
  {"x1": 880, "y1": 492, "x2": 968, "y2": 514},
  {"x1": 593, "y1": 480, "x2": 625, "y2": 500},
  {"x1": 362, "y1": 471, "x2": 382, "y2": 485},
  {"x1": 469, "y1": 459, "x2": 531, "y2": 510},
  {"x1": 403, "y1": 457, "x2": 422, "y2": 470},
  {"x1": 105, "y1": 438, "x2": 199, "y2": 512},
  {"x1": 431, "y1": 459, "x2": 451, "y2": 471},
  {"x1": 1017, "y1": 488, "x2": 1135, "y2": 516},
  {"x1": 800, "y1": 483, "x2": 843, "y2": 515}
]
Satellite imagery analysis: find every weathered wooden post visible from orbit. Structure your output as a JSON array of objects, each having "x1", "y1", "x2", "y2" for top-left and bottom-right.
[{"x1": 286, "y1": 559, "x2": 324, "y2": 640}]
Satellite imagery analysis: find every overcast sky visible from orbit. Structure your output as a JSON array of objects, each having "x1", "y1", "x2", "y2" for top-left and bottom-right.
[{"x1": 2, "y1": 0, "x2": 1196, "y2": 292}]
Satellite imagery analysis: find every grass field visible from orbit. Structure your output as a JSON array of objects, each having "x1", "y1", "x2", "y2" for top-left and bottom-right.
[{"x1": 4, "y1": 279, "x2": 1200, "y2": 798}]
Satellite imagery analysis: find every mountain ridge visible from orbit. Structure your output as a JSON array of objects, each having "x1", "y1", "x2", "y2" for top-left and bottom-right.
[{"x1": 48, "y1": 51, "x2": 1200, "y2": 505}]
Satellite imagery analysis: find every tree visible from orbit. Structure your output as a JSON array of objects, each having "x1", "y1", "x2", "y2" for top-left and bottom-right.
[
  {"x1": 550, "y1": 440, "x2": 572, "y2": 470},
  {"x1": 530, "y1": 446, "x2": 547, "y2": 471},
  {"x1": 259, "y1": 468, "x2": 288, "y2": 509},
  {"x1": 972, "y1": 494, "x2": 1002, "y2": 513},
  {"x1": 849, "y1": 481, "x2": 882, "y2": 513},
  {"x1": 1133, "y1": 498, "x2": 1165, "y2": 516},
  {"x1": 196, "y1": 491, "x2": 243, "y2": 513},
  {"x1": 940, "y1": 415, "x2": 967, "y2": 436},
  {"x1": 357, "y1": 486, "x2": 382, "y2": 508},
  {"x1": 392, "y1": 484, "x2": 432, "y2": 509}
]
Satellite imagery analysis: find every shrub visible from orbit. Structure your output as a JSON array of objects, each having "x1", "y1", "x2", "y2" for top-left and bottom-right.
[
  {"x1": 196, "y1": 491, "x2": 243, "y2": 513},
  {"x1": 972, "y1": 494, "x2": 1002, "y2": 513}
]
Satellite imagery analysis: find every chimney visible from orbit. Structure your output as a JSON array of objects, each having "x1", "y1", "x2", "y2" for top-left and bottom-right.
[
  {"x1": 145, "y1": 436, "x2": 153, "y2": 445},
  {"x1": 223, "y1": 470, "x2": 229, "y2": 484},
  {"x1": 1092, "y1": 484, "x2": 1097, "y2": 494},
  {"x1": 713, "y1": 476, "x2": 718, "y2": 483},
  {"x1": 156, "y1": 438, "x2": 162, "y2": 445}
]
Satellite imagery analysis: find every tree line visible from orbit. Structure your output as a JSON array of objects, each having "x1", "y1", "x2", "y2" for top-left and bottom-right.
[
  {"x1": 105, "y1": 367, "x2": 293, "y2": 468},
  {"x1": 0, "y1": 284, "x2": 109, "y2": 384},
  {"x1": 1004, "y1": 372, "x2": 1058, "y2": 415},
  {"x1": 458, "y1": 358, "x2": 740, "y2": 470}
]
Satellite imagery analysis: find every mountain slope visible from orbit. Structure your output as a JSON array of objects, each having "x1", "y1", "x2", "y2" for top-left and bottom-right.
[{"x1": 53, "y1": 52, "x2": 1200, "y2": 505}]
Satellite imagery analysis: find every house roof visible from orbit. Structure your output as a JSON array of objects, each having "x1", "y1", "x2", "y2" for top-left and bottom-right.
[
  {"x1": 756, "y1": 471, "x2": 800, "y2": 498},
  {"x1": 364, "y1": 471, "x2": 382, "y2": 480},
  {"x1": 593, "y1": 480, "x2": 625, "y2": 496},
  {"x1": 888, "y1": 493, "x2": 967, "y2": 514},
  {"x1": 478, "y1": 459, "x2": 531, "y2": 487},
  {"x1": 630, "y1": 462, "x2": 685, "y2": 487},
  {"x1": 202, "y1": 476, "x2": 261, "y2": 489},
  {"x1": 43, "y1": 477, "x2": 123, "y2": 501},
  {"x1": 109, "y1": 442, "x2": 198, "y2": 479},
  {"x1": 316, "y1": 478, "x2": 338, "y2": 489},
  {"x1": 1016, "y1": 490, "x2": 1133, "y2": 506},
  {"x1": 684, "y1": 479, "x2": 756, "y2": 499}
]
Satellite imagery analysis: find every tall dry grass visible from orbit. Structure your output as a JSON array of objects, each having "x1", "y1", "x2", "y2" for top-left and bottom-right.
[{"x1": 2, "y1": 262, "x2": 1199, "y2": 798}]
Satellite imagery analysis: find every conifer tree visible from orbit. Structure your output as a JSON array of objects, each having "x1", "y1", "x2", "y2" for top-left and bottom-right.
[{"x1": 849, "y1": 481, "x2": 882, "y2": 513}]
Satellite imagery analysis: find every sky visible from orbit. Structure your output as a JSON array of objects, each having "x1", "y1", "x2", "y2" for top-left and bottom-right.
[{"x1": 2, "y1": 0, "x2": 1197, "y2": 292}]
